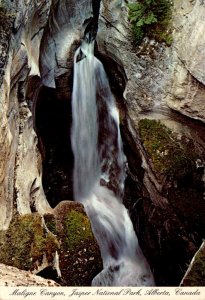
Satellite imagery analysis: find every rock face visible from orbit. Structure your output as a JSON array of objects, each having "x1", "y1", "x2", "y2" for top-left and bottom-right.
[
  {"x1": 97, "y1": 0, "x2": 171, "y2": 115},
  {"x1": 0, "y1": 263, "x2": 59, "y2": 286},
  {"x1": 39, "y1": 0, "x2": 93, "y2": 88},
  {"x1": 96, "y1": 0, "x2": 205, "y2": 286},
  {"x1": 121, "y1": 115, "x2": 205, "y2": 285},
  {"x1": 0, "y1": 0, "x2": 52, "y2": 230},
  {"x1": 1, "y1": 0, "x2": 205, "y2": 287},
  {"x1": 167, "y1": 0, "x2": 205, "y2": 121}
]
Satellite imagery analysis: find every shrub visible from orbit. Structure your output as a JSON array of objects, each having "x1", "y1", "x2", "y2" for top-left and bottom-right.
[{"x1": 128, "y1": 0, "x2": 172, "y2": 45}]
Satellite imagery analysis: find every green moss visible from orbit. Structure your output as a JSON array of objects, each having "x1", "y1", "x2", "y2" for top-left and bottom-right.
[
  {"x1": 54, "y1": 204, "x2": 103, "y2": 286},
  {"x1": 64, "y1": 210, "x2": 93, "y2": 249},
  {"x1": 128, "y1": 0, "x2": 172, "y2": 45},
  {"x1": 153, "y1": 28, "x2": 173, "y2": 46},
  {"x1": 139, "y1": 119, "x2": 196, "y2": 178},
  {"x1": 0, "y1": 213, "x2": 60, "y2": 271},
  {"x1": 44, "y1": 213, "x2": 57, "y2": 235},
  {"x1": 182, "y1": 244, "x2": 205, "y2": 286},
  {"x1": 44, "y1": 232, "x2": 60, "y2": 262}
]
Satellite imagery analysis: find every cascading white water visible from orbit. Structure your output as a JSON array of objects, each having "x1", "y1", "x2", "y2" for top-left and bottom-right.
[{"x1": 71, "y1": 39, "x2": 155, "y2": 286}]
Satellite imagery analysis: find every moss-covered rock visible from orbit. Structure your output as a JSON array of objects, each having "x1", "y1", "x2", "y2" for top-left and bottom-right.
[
  {"x1": 139, "y1": 119, "x2": 205, "y2": 236},
  {"x1": 64, "y1": 209, "x2": 93, "y2": 249},
  {"x1": 139, "y1": 118, "x2": 196, "y2": 178},
  {"x1": 0, "y1": 202, "x2": 102, "y2": 286},
  {"x1": 44, "y1": 213, "x2": 57, "y2": 235},
  {"x1": 52, "y1": 201, "x2": 103, "y2": 286},
  {"x1": 0, "y1": 213, "x2": 60, "y2": 271},
  {"x1": 123, "y1": 117, "x2": 205, "y2": 285},
  {"x1": 181, "y1": 242, "x2": 205, "y2": 286}
]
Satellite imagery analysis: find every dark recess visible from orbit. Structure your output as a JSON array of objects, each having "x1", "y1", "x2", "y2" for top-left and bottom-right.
[
  {"x1": 35, "y1": 86, "x2": 74, "y2": 207},
  {"x1": 92, "y1": 0, "x2": 101, "y2": 22}
]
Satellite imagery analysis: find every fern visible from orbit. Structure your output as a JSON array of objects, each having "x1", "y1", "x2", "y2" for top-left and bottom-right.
[
  {"x1": 144, "y1": 13, "x2": 158, "y2": 25},
  {"x1": 128, "y1": 0, "x2": 172, "y2": 45}
]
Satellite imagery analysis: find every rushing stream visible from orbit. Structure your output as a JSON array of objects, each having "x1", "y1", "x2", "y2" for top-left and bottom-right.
[{"x1": 71, "y1": 39, "x2": 154, "y2": 286}]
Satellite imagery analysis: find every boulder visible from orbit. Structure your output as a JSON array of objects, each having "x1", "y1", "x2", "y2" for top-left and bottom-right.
[{"x1": 44, "y1": 201, "x2": 103, "y2": 286}]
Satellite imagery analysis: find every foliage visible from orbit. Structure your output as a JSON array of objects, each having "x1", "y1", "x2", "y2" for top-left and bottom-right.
[
  {"x1": 0, "y1": 213, "x2": 60, "y2": 270},
  {"x1": 64, "y1": 209, "x2": 93, "y2": 249},
  {"x1": 128, "y1": 0, "x2": 172, "y2": 45},
  {"x1": 139, "y1": 119, "x2": 196, "y2": 178}
]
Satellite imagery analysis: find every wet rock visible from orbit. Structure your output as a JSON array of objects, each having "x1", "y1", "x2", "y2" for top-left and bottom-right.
[
  {"x1": 39, "y1": 0, "x2": 93, "y2": 87},
  {"x1": 15, "y1": 101, "x2": 52, "y2": 215}
]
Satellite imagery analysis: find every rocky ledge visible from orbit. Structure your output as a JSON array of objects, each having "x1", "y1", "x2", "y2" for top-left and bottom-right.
[{"x1": 0, "y1": 263, "x2": 59, "y2": 286}]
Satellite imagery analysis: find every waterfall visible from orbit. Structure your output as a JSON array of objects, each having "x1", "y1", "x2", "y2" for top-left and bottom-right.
[{"x1": 71, "y1": 39, "x2": 154, "y2": 286}]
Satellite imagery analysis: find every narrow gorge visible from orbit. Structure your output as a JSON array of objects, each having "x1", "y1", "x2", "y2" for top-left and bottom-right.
[{"x1": 0, "y1": 0, "x2": 205, "y2": 288}]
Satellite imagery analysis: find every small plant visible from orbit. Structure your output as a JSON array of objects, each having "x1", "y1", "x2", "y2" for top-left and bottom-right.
[{"x1": 128, "y1": 0, "x2": 172, "y2": 45}]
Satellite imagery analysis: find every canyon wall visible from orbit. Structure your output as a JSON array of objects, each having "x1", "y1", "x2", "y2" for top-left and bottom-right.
[
  {"x1": 0, "y1": 0, "x2": 53, "y2": 230},
  {"x1": 96, "y1": 0, "x2": 205, "y2": 285},
  {"x1": 0, "y1": 0, "x2": 205, "y2": 286}
]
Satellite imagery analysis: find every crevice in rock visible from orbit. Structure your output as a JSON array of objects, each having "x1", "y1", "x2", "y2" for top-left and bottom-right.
[
  {"x1": 36, "y1": 266, "x2": 61, "y2": 284},
  {"x1": 35, "y1": 86, "x2": 74, "y2": 207},
  {"x1": 96, "y1": 50, "x2": 127, "y2": 100}
]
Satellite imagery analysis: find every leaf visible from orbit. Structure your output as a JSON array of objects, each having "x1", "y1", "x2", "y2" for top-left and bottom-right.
[
  {"x1": 130, "y1": 16, "x2": 138, "y2": 22},
  {"x1": 128, "y1": 0, "x2": 172, "y2": 45},
  {"x1": 127, "y1": 3, "x2": 142, "y2": 11},
  {"x1": 136, "y1": 19, "x2": 145, "y2": 27},
  {"x1": 144, "y1": 12, "x2": 158, "y2": 24}
]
